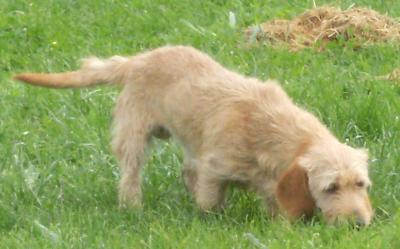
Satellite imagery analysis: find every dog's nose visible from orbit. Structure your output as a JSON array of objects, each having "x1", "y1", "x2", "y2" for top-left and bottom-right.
[
  {"x1": 355, "y1": 217, "x2": 366, "y2": 227},
  {"x1": 352, "y1": 209, "x2": 369, "y2": 226}
]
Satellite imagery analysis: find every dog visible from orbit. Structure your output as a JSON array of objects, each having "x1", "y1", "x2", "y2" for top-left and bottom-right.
[{"x1": 14, "y1": 45, "x2": 373, "y2": 225}]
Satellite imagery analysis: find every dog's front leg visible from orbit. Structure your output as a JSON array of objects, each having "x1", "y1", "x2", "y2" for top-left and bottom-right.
[
  {"x1": 264, "y1": 194, "x2": 279, "y2": 217},
  {"x1": 182, "y1": 165, "x2": 197, "y2": 195},
  {"x1": 254, "y1": 182, "x2": 279, "y2": 217},
  {"x1": 193, "y1": 167, "x2": 227, "y2": 212}
]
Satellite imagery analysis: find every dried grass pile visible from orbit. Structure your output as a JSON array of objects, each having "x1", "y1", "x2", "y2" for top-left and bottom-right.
[{"x1": 247, "y1": 6, "x2": 400, "y2": 50}]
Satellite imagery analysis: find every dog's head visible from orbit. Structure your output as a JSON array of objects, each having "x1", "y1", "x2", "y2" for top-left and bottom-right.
[{"x1": 276, "y1": 140, "x2": 373, "y2": 225}]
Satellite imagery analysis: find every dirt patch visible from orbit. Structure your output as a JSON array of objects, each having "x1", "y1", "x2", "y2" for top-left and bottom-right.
[{"x1": 246, "y1": 6, "x2": 400, "y2": 50}]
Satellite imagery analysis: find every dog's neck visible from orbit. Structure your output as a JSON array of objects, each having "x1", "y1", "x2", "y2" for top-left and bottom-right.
[{"x1": 252, "y1": 106, "x2": 336, "y2": 177}]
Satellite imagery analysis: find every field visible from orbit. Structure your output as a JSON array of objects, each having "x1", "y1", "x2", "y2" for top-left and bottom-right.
[{"x1": 1, "y1": 0, "x2": 400, "y2": 248}]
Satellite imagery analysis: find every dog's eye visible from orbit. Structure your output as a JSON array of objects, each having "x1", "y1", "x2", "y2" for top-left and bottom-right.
[
  {"x1": 357, "y1": 181, "x2": 371, "y2": 191},
  {"x1": 325, "y1": 183, "x2": 339, "y2": 194},
  {"x1": 356, "y1": 181, "x2": 364, "y2": 188}
]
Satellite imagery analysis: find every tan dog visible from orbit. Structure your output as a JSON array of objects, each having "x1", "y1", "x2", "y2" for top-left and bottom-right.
[{"x1": 14, "y1": 46, "x2": 373, "y2": 225}]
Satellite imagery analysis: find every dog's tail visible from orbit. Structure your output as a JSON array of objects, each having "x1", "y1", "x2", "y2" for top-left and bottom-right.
[{"x1": 13, "y1": 56, "x2": 130, "y2": 88}]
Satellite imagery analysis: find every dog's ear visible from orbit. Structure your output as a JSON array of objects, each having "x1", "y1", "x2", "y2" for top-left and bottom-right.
[{"x1": 276, "y1": 163, "x2": 316, "y2": 220}]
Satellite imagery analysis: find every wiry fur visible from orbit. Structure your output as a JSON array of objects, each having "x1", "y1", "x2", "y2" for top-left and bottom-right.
[{"x1": 14, "y1": 45, "x2": 373, "y2": 225}]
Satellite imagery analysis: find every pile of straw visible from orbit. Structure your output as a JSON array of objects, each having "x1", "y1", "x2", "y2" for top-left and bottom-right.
[{"x1": 247, "y1": 6, "x2": 400, "y2": 50}]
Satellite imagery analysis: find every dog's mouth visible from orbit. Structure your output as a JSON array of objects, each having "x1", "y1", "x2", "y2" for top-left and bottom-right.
[{"x1": 321, "y1": 209, "x2": 372, "y2": 227}]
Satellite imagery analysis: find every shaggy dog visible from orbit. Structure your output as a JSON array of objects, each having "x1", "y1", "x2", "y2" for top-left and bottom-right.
[{"x1": 14, "y1": 46, "x2": 373, "y2": 225}]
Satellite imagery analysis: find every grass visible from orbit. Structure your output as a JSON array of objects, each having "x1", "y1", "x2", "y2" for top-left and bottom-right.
[{"x1": 1, "y1": 0, "x2": 400, "y2": 248}]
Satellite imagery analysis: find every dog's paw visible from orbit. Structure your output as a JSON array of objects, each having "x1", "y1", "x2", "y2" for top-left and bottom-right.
[{"x1": 118, "y1": 189, "x2": 142, "y2": 209}]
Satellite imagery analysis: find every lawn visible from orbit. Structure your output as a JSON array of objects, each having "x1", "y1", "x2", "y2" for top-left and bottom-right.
[{"x1": 1, "y1": 0, "x2": 400, "y2": 248}]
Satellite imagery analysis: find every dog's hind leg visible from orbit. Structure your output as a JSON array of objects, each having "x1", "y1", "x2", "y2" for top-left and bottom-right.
[{"x1": 111, "y1": 94, "x2": 156, "y2": 208}]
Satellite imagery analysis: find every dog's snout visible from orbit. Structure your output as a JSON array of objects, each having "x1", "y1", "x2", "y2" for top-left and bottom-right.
[
  {"x1": 352, "y1": 209, "x2": 370, "y2": 226},
  {"x1": 352, "y1": 209, "x2": 360, "y2": 218}
]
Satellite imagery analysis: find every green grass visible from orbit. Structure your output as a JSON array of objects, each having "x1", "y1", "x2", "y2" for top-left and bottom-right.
[{"x1": 1, "y1": 0, "x2": 400, "y2": 248}]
